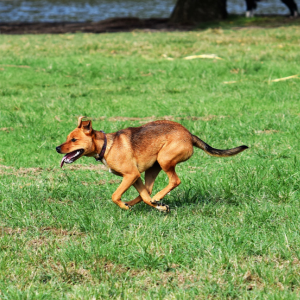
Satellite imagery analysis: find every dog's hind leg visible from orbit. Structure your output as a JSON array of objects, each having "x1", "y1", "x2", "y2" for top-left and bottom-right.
[
  {"x1": 150, "y1": 166, "x2": 181, "y2": 204},
  {"x1": 150, "y1": 141, "x2": 193, "y2": 204},
  {"x1": 133, "y1": 177, "x2": 169, "y2": 212},
  {"x1": 125, "y1": 162, "x2": 161, "y2": 207}
]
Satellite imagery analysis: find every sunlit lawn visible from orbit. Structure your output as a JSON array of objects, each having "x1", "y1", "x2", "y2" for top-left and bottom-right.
[{"x1": 1, "y1": 20, "x2": 300, "y2": 298}]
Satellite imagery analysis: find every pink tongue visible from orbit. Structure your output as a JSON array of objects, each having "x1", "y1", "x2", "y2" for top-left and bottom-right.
[{"x1": 60, "y1": 156, "x2": 67, "y2": 168}]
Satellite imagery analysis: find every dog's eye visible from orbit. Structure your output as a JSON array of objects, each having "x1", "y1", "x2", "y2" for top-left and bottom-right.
[{"x1": 71, "y1": 138, "x2": 77, "y2": 142}]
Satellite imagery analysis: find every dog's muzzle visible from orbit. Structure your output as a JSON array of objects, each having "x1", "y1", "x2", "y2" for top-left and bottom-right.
[{"x1": 56, "y1": 146, "x2": 61, "y2": 153}]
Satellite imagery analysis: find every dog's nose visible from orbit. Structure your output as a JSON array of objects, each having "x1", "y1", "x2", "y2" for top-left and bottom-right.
[{"x1": 56, "y1": 146, "x2": 61, "y2": 153}]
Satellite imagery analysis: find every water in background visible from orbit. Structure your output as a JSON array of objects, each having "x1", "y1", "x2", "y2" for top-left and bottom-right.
[{"x1": 0, "y1": 0, "x2": 299, "y2": 23}]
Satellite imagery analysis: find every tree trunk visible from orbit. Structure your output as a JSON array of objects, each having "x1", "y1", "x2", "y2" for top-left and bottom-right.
[{"x1": 170, "y1": 0, "x2": 227, "y2": 24}]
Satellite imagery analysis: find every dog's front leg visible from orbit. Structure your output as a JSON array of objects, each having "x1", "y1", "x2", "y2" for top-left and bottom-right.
[
  {"x1": 112, "y1": 174, "x2": 140, "y2": 210},
  {"x1": 133, "y1": 178, "x2": 169, "y2": 212},
  {"x1": 125, "y1": 162, "x2": 161, "y2": 207}
]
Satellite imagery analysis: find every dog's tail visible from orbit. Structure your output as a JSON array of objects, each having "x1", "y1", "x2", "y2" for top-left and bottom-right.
[{"x1": 192, "y1": 135, "x2": 248, "y2": 157}]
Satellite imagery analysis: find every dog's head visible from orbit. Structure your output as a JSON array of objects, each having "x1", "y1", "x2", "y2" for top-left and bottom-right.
[{"x1": 56, "y1": 116, "x2": 95, "y2": 168}]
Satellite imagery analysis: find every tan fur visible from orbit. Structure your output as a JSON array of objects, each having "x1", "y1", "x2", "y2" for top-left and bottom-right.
[{"x1": 56, "y1": 117, "x2": 248, "y2": 212}]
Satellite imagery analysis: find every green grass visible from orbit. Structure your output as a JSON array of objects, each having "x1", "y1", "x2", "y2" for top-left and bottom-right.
[{"x1": 1, "y1": 22, "x2": 300, "y2": 299}]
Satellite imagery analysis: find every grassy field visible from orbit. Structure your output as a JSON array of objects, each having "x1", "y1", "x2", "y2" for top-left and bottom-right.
[{"x1": 1, "y1": 18, "x2": 300, "y2": 299}]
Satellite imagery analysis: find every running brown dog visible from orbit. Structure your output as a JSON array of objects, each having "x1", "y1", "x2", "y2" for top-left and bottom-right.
[{"x1": 56, "y1": 116, "x2": 248, "y2": 212}]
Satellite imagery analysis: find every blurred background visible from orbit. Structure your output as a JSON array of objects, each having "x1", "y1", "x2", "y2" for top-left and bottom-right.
[{"x1": 1, "y1": 0, "x2": 299, "y2": 23}]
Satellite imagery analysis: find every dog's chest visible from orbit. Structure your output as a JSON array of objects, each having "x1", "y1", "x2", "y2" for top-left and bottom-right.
[{"x1": 101, "y1": 158, "x2": 120, "y2": 176}]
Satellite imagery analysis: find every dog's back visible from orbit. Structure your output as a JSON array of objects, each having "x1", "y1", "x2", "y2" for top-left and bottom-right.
[{"x1": 110, "y1": 120, "x2": 194, "y2": 172}]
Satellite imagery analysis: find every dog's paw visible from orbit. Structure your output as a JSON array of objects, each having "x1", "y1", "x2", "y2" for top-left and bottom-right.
[
  {"x1": 156, "y1": 203, "x2": 170, "y2": 213},
  {"x1": 151, "y1": 199, "x2": 160, "y2": 205},
  {"x1": 124, "y1": 203, "x2": 132, "y2": 210}
]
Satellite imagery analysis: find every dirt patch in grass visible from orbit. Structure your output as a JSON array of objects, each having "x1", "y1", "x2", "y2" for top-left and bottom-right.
[
  {"x1": 27, "y1": 236, "x2": 50, "y2": 249},
  {"x1": 0, "y1": 164, "x2": 107, "y2": 177},
  {"x1": 0, "y1": 165, "x2": 12, "y2": 171},
  {"x1": 39, "y1": 259, "x2": 93, "y2": 284},
  {"x1": 243, "y1": 270, "x2": 264, "y2": 291},
  {"x1": 91, "y1": 259, "x2": 199, "y2": 288},
  {"x1": 239, "y1": 255, "x2": 300, "y2": 292},
  {"x1": 67, "y1": 164, "x2": 107, "y2": 171},
  {"x1": 0, "y1": 127, "x2": 14, "y2": 132},
  {"x1": 1, "y1": 226, "x2": 84, "y2": 237},
  {"x1": 107, "y1": 115, "x2": 173, "y2": 122},
  {"x1": 73, "y1": 115, "x2": 227, "y2": 125},
  {"x1": 102, "y1": 115, "x2": 227, "y2": 124},
  {"x1": 255, "y1": 129, "x2": 280, "y2": 134},
  {"x1": 37, "y1": 257, "x2": 196, "y2": 288},
  {"x1": 0, "y1": 226, "x2": 26, "y2": 236},
  {"x1": 180, "y1": 115, "x2": 227, "y2": 122},
  {"x1": 0, "y1": 165, "x2": 43, "y2": 177},
  {"x1": 24, "y1": 228, "x2": 85, "y2": 253},
  {"x1": 81, "y1": 179, "x2": 121, "y2": 186},
  {"x1": 100, "y1": 259, "x2": 131, "y2": 274},
  {"x1": 40, "y1": 227, "x2": 85, "y2": 236},
  {"x1": 18, "y1": 167, "x2": 43, "y2": 174}
]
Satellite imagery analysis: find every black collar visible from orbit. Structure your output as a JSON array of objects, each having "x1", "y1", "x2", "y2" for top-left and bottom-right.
[{"x1": 95, "y1": 130, "x2": 107, "y2": 161}]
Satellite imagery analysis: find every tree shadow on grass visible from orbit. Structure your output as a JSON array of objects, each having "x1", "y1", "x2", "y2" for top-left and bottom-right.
[
  {"x1": 129, "y1": 186, "x2": 242, "y2": 214},
  {"x1": 165, "y1": 186, "x2": 242, "y2": 209},
  {"x1": 196, "y1": 14, "x2": 300, "y2": 30},
  {"x1": 1, "y1": 15, "x2": 299, "y2": 34}
]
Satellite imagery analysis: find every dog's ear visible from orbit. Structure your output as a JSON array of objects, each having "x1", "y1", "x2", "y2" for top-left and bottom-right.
[
  {"x1": 77, "y1": 116, "x2": 87, "y2": 128},
  {"x1": 77, "y1": 116, "x2": 92, "y2": 134},
  {"x1": 81, "y1": 120, "x2": 93, "y2": 135}
]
